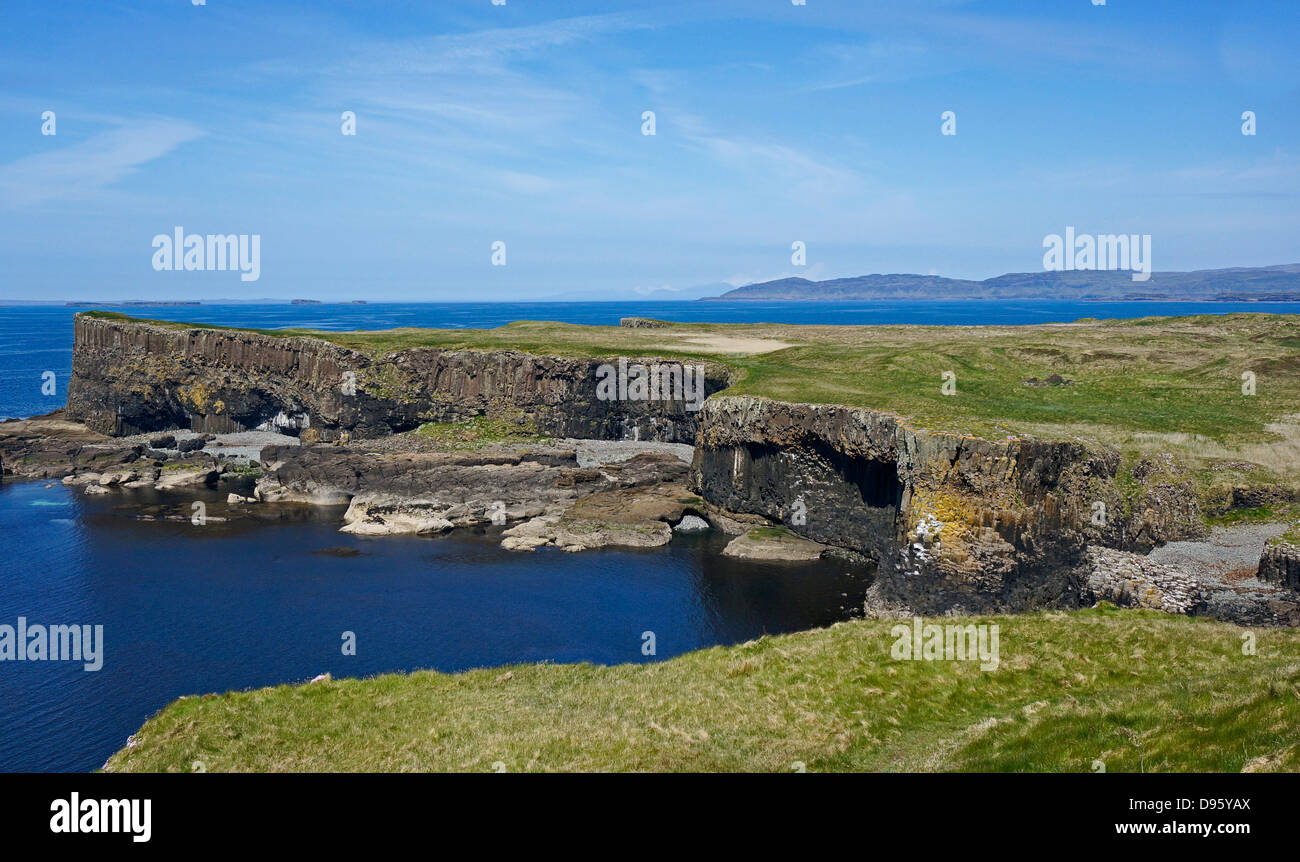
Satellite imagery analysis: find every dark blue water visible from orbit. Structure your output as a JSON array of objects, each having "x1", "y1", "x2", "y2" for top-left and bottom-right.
[
  {"x1": 0, "y1": 481, "x2": 868, "y2": 772},
  {"x1": 5, "y1": 300, "x2": 1300, "y2": 421},
  {"x1": 3, "y1": 299, "x2": 1299, "y2": 772}
]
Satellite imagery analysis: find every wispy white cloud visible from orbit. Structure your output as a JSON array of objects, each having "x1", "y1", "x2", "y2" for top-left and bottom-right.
[
  {"x1": 244, "y1": 10, "x2": 659, "y2": 87},
  {"x1": 224, "y1": 11, "x2": 658, "y2": 188},
  {"x1": 0, "y1": 119, "x2": 203, "y2": 207},
  {"x1": 670, "y1": 111, "x2": 866, "y2": 200}
]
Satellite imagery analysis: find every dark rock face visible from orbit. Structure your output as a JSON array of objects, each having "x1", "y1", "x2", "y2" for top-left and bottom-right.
[
  {"x1": 68, "y1": 316, "x2": 360, "y2": 437},
  {"x1": 256, "y1": 444, "x2": 690, "y2": 505},
  {"x1": 0, "y1": 414, "x2": 139, "y2": 479},
  {"x1": 690, "y1": 396, "x2": 1199, "y2": 615},
  {"x1": 256, "y1": 444, "x2": 592, "y2": 504},
  {"x1": 66, "y1": 315, "x2": 729, "y2": 443},
  {"x1": 1260, "y1": 540, "x2": 1300, "y2": 590},
  {"x1": 694, "y1": 437, "x2": 901, "y2": 556},
  {"x1": 1108, "y1": 454, "x2": 1207, "y2": 552}
]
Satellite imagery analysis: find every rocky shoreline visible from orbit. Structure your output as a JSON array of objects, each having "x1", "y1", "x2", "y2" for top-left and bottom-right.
[
  {"x1": 0, "y1": 413, "x2": 746, "y2": 555},
  {"x1": 1084, "y1": 542, "x2": 1300, "y2": 627},
  {"x1": 0, "y1": 413, "x2": 260, "y2": 489},
  {"x1": 3, "y1": 312, "x2": 1298, "y2": 627},
  {"x1": 5, "y1": 408, "x2": 1299, "y2": 626}
]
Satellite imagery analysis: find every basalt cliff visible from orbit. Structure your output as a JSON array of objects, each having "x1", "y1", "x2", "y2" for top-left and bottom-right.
[
  {"x1": 67, "y1": 314, "x2": 728, "y2": 443},
  {"x1": 9, "y1": 312, "x2": 1290, "y2": 624},
  {"x1": 689, "y1": 395, "x2": 1219, "y2": 615}
]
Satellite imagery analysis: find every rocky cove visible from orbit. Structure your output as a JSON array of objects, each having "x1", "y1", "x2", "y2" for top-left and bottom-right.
[{"x1": 3, "y1": 312, "x2": 1299, "y2": 626}]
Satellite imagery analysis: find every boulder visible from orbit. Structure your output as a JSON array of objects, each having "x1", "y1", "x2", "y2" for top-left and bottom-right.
[
  {"x1": 154, "y1": 467, "x2": 219, "y2": 490},
  {"x1": 340, "y1": 495, "x2": 455, "y2": 536},
  {"x1": 98, "y1": 469, "x2": 138, "y2": 487},
  {"x1": 501, "y1": 512, "x2": 672, "y2": 552},
  {"x1": 721, "y1": 526, "x2": 828, "y2": 562},
  {"x1": 673, "y1": 515, "x2": 710, "y2": 532}
]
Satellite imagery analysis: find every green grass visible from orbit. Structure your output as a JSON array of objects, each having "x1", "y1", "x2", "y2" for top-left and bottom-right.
[
  {"x1": 413, "y1": 414, "x2": 552, "y2": 450},
  {"x1": 1272, "y1": 523, "x2": 1300, "y2": 546},
  {"x1": 104, "y1": 607, "x2": 1300, "y2": 773},
  {"x1": 746, "y1": 525, "x2": 801, "y2": 540},
  {"x1": 1206, "y1": 504, "x2": 1300, "y2": 528},
  {"x1": 85, "y1": 310, "x2": 1300, "y2": 438},
  {"x1": 85, "y1": 310, "x2": 1300, "y2": 512}
]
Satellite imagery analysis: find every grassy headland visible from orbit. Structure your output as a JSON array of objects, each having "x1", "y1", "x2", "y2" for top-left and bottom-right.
[
  {"x1": 82, "y1": 313, "x2": 1300, "y2": 772},
  {"x1": 85, "y1": 310, "x2": 1300, "y2": 518},
  {"x1": 103, "y1": 606, "x2": 1300, "y2": 772}
]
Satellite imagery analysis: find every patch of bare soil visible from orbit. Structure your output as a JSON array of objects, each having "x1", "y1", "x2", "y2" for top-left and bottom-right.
[{"x1": 660, "y1": 335, "x2": 793, "y2": 354}]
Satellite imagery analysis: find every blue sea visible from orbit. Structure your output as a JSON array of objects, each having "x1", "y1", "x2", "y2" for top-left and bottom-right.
[
  {"x1": 1, "y1": 299, "x2": 1298, "y2": 771},
  {"x1": 6, "y1": 299, "x2": 1300, "y2": 421}
]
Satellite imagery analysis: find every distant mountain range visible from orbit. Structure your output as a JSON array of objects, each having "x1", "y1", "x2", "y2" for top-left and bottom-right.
[{"x1": 705, "y1": 265, "x2": 1300, "y2": 302}]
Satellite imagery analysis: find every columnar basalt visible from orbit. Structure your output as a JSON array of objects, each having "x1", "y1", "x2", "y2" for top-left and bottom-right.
[
  {"x1": 689, "y1": 395, "x2": 1202, "y2": 614},
  {"x1": 1260, "y1": 537, "x2": 1300, "y2": 590},
  {"x1": 66, "y1": 315, "x2": 729, "y2": 443}
]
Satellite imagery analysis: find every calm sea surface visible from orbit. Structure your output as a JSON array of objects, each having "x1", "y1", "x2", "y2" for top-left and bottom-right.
[{"x1": 1, "y1": 300, "x2": 1296, "y2": 771}]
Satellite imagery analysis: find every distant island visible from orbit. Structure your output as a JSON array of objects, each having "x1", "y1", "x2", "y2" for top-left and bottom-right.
[{"x1": 706, "y1": 264, "x2": 1300, "y2": 302}]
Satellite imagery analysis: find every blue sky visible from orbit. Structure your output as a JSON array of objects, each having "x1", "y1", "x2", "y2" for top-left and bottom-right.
[{"x1": 1, "y1": 0, "x2": 1298, "y2": 301}]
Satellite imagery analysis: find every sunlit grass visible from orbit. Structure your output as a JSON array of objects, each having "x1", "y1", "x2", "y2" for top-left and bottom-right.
[
  {"x1": 85, "y1": 311, "x2": 1300, "y2": 442},
  {"x1": 84, "y1": 311, "x2": 1300, "y2": 514},
  {"x1": 413, "y1": 414, "x2": 552, "y2": 450},
  {"x1": 104, "y1": 607, "x2": 1300, "y2": 773}
]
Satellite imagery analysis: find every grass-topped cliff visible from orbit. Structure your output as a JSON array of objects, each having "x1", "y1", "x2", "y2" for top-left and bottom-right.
[
  {"x1": 103, "y1": 606, "x2": 1300, "y2": 772},
  {"x1": 81, "y1": 310, "x2": 1300, "y2": 520}
]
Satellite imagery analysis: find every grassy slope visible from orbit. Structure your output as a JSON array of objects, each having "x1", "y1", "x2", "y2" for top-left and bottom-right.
[
  {"x1": 104, "y1": 607, "x2": 1300, "y2": 773},
  {"x1": 86, "y1": 310, "x2": 1300, "y2": 512}
]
